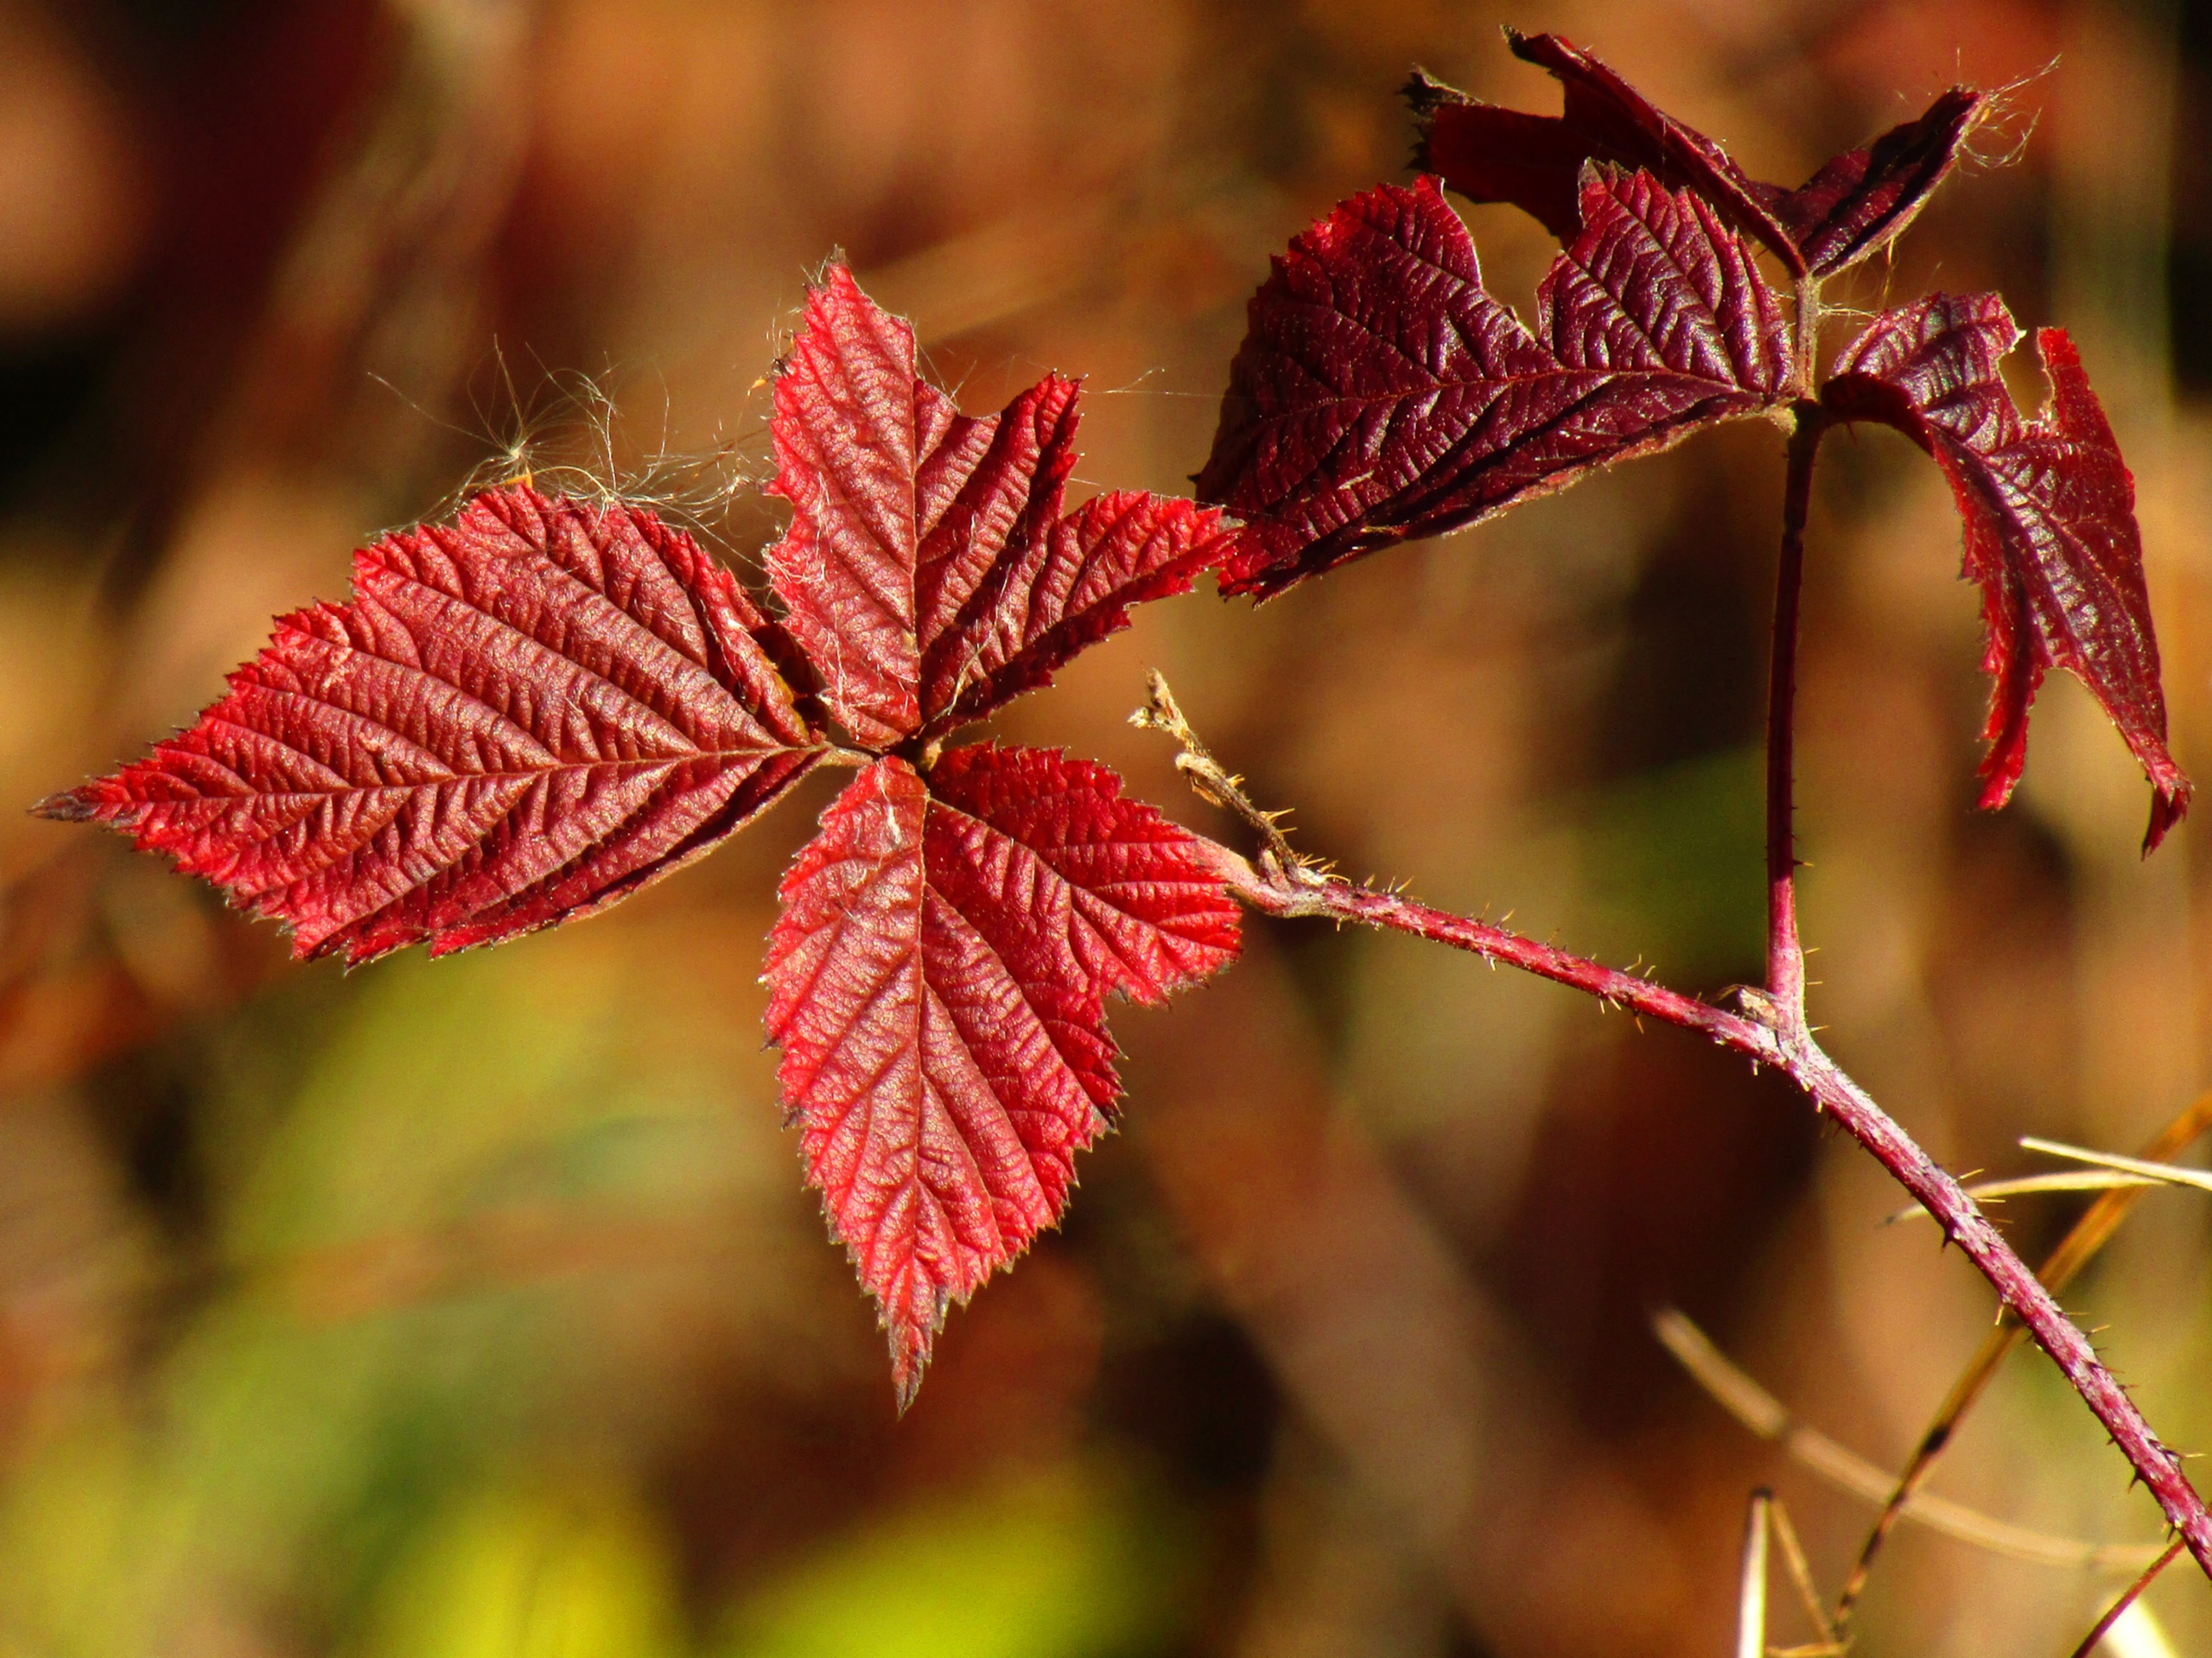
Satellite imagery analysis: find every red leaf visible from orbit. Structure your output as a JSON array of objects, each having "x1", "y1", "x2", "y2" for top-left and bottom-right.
[
  {"x1": 763, "y1": 744, "x2": 1238, "y2": 1404},
  {"x1": 1409, "y1": 31, "x2": 1983, "y2": 278},
  {"x1": 38, "y1": 488, "x2": 823, "y2": 960},
  {"x1": 1823, "y1": 294, "x2": 2191, "y2": 849},
  {"x1": 1198, "y1": 169, "x2": 1791, "y2": 598},
  {"x1": 1409, "y1": 29, "x2": 1799, "y2": 273},
  {"x1": 767, "y1": 266, "x2": 1225, "y2": 745},
  {"x1": 918, "y1": 489, "x2": 1230, "y2": 737}
]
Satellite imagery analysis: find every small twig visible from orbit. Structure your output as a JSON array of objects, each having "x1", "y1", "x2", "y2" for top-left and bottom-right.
[
  {"x1": 1769, "y1": 1496, "x2": 1840, "y2": 1653},
  {"x1": 2065, "y1": 1539, "x2": 2186, "y2": 1658},
  {"x1": 1885, "y1": 1170, "x2": 2160, "y2": 1223},
  {"x1": 1131, "y1": 670, "x2": 1302, "y2": 872},
  {"x1": 1652, "y1": 1309, "x2": 2164, "y2": 1573},
  {"x1": 2021, "y1": 1136, "x2": 2212, "y2": 1197},
  {"x1": 1733, "y1": 1500, "x2": 1851, "y2": 1658},
  {"x1": 1738, "y1": 1490, "x2": 1771, "y2": 1658}
]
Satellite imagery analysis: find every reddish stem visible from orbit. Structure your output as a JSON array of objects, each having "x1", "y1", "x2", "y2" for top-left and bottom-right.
[
  {"x1": 1765, "y1": 405, "x2": 1827, "y2": 1022},
  {"x1": 2067, "y1": 1538, "x2": 2184, "y2": 1658},
  {"x1": 1197, "y1": 842, "x2": 2212, "y2": 1580}
]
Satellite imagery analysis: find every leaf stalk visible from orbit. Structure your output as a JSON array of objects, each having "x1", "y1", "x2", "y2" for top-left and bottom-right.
[{"x1": 1764, "y1": 403, "x2": 1829, "y2": 1032}]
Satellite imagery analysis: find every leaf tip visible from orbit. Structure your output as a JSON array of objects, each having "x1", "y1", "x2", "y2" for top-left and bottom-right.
[
  {"x1": 1401, "y1": 64, "x2": 1454, "y2": 117},
  {"x1": 806, "y1": 245, "x2": 853, "y2": 290},
  {"x1": 2144, "y1": 772, "x2": 2192, "y2": 856},
  {"x1": 29, "y1": 785, "x2": 101, "y2": 823},
  {"x1": 887, "y1": 1297, "x2": 944, "y2": 1415}
]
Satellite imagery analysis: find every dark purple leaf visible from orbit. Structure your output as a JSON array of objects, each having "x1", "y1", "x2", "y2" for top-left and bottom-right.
[
  {"x1": 1198, "y1": 168, "x2": 1792, "y2": 598},
  {"x1": 1409, "y1": 29, "x2": 1800, "y2": 274},
  {"x1": 1824, "y1": 294, "x2": 2190, "y2": 849},
  {"x1": 1753, "y1": 87, "x2": 1986, "y2": 276},
  {"x1": 1409, "y1": 31, "x2": 1984, "y2": 277}
]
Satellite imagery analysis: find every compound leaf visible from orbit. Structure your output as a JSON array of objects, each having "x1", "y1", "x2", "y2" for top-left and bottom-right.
[
  {"x1": 44, "y1": 262, "x2": 1248, "y2": 1407},
  {"x1": 763, "y1": 744, "x2": 1239, "y2": 1405},
  {"x1": 1823, "y1": 293, "x2": 2190, "y2": 849},
  {"x1": 39, "y1": 488, "x2": 824, "y2": 961},
  {"x1": 1198, "y1": 168, "x2": 1791, "y2": 597}
]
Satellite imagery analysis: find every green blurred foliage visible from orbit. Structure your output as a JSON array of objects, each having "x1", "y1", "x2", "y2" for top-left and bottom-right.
[
  {"x1": 0, "y1": 935, "x2": 783, "y2": 1655},
  {"x1": 1576, "y1": 745, "x2": 1767, "y2": 989},
  {"x1": 359, "y1": 1480, "x2": 686, "y2": 1658},
  {"x1": 720, "y1": 1466, "x2": 1192, "y2": 1658}
]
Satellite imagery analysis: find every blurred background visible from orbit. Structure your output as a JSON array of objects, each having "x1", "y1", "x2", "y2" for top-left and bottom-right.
[{"x1": 1, "y1": 0, "x2": 2209, "y2": 1652}]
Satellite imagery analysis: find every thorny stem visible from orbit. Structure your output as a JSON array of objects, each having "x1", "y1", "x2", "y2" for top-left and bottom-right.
[
  {"x1": 1832, "y1": 1087, "x2": 2212, "y2": 1632},
  {"x1": 1135, "y1": 676, "x2": 2212, "y2": 1585}
]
